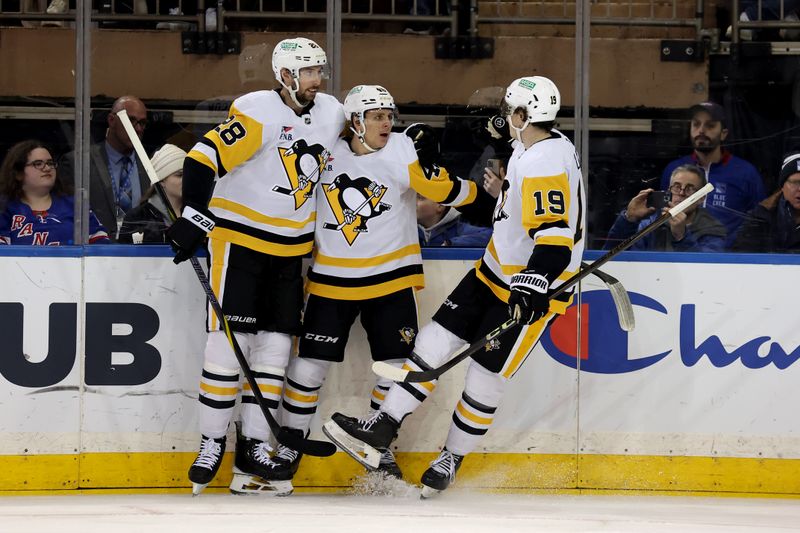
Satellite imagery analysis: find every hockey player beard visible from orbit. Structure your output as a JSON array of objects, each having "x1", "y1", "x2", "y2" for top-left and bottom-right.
[{"x1": 296, "y1": 86, "x2": 319, "y2": 107}]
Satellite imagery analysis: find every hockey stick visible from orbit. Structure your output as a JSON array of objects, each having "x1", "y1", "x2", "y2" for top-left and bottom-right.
[
  {"x1": 117, "y1": 111, "x2": 336, "y2": 457},
  {"x1": 581, "y1": 262, "x2": 635, "y2": 332},
  {"x1": 372, "y1": 182, "x2": 714, "y2": 383}
]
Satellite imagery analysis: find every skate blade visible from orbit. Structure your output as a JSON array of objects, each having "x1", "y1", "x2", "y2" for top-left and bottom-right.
[
  {"x1": 322, "y1": 420, "x2": 382, "y2": 470},
  {"x1": 420, "y1": 485, "x2": 441, "y2": 499},
  {"x1": 191, "y1": 482, "x2": 208, "y2": 496},
  {"x1": 229, "y1": 471, "x2": 293, "y2": 497}
]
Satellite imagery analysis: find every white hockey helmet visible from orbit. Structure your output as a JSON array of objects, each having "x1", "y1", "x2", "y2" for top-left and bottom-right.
[
  {"x1": 501, "y1": 76, "x2": 561, "y2": 124},
  {"x1": 343, "y1": 85, "x2": 396, "y2": 152},
  {"x1": 343, "y1": 85, "x2": 396, "y2": 123},
  {"x1": 271, "y1": 37, "x2": 328, "y2": 83}
]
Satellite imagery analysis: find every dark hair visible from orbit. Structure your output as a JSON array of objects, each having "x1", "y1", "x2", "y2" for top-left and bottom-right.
[{"x1": 0, "y1": 140, "x2": 70, "y2": 200}]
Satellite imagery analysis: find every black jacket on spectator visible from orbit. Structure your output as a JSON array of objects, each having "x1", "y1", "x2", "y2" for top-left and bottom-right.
[
  {"x1": 118, "y1": 196, "x2": 171, "y2": 244},
  {"x1": 732, "y1": 192, "x2": 800, "y2": 253}
]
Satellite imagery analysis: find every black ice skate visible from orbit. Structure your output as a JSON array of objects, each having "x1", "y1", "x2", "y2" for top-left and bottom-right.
[
  {"x1": 188, "y1": 435, "x2": 226, "y2": 496},
  {"x1": 230, "y1": 436, "x2": 293, "y2": 496},
  {"x1": 322, "y1": 411, "x2": 400, "y2": 470},
  {"x1": 420, "y1": 448, "x2": 464, "y2": 499},
  {"x1": 376, "y1": 448, "x2": 403, "y2": 479},
  {"x1": 269, "y1": 428, "x2": 304, "y2": 480}
]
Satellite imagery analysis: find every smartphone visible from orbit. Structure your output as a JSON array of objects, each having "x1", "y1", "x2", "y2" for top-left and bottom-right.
[
  {"x1": 647, "y1": 190, "x2": 671, "y2": 210},
  {"x1": 487, "y1": 158, "x2": 502, "y2": 176}
]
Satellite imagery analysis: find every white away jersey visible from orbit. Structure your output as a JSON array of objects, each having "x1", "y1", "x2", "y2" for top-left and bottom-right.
[
  {"x1": 306, "y1": 132, "x2": 477, "y2": 300},
  {"x1": 187, "y1": 89, "x2": 344, "y2": 257},
  {"x1": 476, "y1": 129, "x2": 585, "y2": 314}
]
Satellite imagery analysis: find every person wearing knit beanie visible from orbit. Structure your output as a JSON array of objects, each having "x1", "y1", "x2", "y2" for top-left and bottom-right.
[
  {"x1": 732, "y1": 150, "x2": 800, "y2": 253},
  {"x1": 117, "y1": 144, "x2": 186, "y2": 244}
]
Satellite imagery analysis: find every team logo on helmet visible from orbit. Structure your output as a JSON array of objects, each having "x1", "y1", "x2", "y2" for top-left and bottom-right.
[
  {"x1": 274, "y1": 139, "x2": 330, "y2": 209},
  {"x1": 322, "y1": 174, "x2": 391, "y2": 245},
  {"x1": 399, "y1": 327, "x2": 416, "y2": 345}
]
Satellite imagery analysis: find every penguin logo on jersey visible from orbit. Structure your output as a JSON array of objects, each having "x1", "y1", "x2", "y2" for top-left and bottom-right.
[
  {"x1": 485, "y1": 338, "x2": 501, "y2": 352},
  {"x1": 399, "y1": 327, "x2": 416, "y2": 345},
  {"x1": 322, "y1": 174, "x2": 391, "y2": 245},
  {"x1": 493, "y1": 180, "x2": 510, "y2": 223},
  {"x1": 274, "y1": 139, "x2": 330, "y2": 209}
]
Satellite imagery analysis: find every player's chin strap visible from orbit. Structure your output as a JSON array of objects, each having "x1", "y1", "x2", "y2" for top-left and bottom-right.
[
  {"x1": 350, "y1": 114, "x2": 378, "y2": 153},
  {"x1": 280, "y1": 77, "x2": 305, "y2": 109},
  {"x1": 507, "y1": 115, "x2": 525, "y2": 143}
]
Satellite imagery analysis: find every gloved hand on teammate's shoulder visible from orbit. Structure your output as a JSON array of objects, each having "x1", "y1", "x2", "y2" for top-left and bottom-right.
[
  {"x1": 508, "y1": 269, "x2": 550, "y2": 325},
  {"x1": 166, "y1": 204, "x2": 216, "y2": 264},
  {"x1": 404, "y1": 122, "x2": 441, "y2": 172},
  {"x1": 486, "y1": 115, "x2": 511, "y2": 144}
]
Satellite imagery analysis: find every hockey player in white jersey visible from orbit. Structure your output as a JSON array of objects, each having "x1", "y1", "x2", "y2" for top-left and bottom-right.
[
  {"x1": 165, "y1": 37, "x2": 344, "y2": 496},
  {"x1": 323, "y1": 76, "x2": 586, "y2": 498},
  {"x1": 274, "y1": 84, "x2": 479, "y2": 484}
]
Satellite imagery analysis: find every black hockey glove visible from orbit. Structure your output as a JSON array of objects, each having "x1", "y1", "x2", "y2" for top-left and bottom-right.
[
  {"x1": 508, "y1": 269, "x2": 550, "y2": 325},
  {"x1": 166, "y1": 205, "x2": 216, "y2": 264},
  {"x1": 486, "y1": 115, "x2": 511, "y2": 144},
  {"x1": 404, "y1": 122, "x2": 441, "y2": 171}
]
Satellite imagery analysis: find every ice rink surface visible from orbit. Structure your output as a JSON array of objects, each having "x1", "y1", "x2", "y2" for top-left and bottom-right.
[{"x1": 2, "y1": 485, "x2": 799, "y2": 533}]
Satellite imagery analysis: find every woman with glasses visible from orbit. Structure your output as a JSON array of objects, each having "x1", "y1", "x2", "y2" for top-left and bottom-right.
[
  {"x1": 0, "y1": 140, "x2": 110, "y2": 245},
  {"x1": 604, "y1": 164, "x2": 726, "y2": 252},
  {"x1": 733, "y1": 151, "x2": 800, "y2": 253}
]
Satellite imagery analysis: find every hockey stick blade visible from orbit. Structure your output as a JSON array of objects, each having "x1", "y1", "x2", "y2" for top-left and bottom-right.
[
  {"x1": 371, "y1": 361, "x2": 410, "y2": 382},
  {"x1": 372, "y1": 183, "x2": 714, "y2": 384},
  {"x1": 118, "y1": 110, "x2": 336, "y2": 458},
  {"x1": 581, "y1": 262, "x2": 635, "y2": 332}
]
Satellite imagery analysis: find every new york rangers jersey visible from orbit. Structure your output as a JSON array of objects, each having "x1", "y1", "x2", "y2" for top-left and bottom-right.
[
  {"x1": 0, "y1": 195, "x2": 109, "y2": 245},
  {"x1": 187, "y1": 89, "x2": 344, "y2": 257},
  {"x1": 476, "y1": 129, "x2": 585, "y2": 314},
  {"x1": 306, "y1": 133, "x2": 478, "y2": 300}
]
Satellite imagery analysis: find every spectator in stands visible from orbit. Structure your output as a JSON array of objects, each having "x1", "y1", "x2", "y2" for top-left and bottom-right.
[
  {"x1": 59, "y1": 95, "x2": 150, "y2": 241},
  {"x1": 661, "y1": 102, "x2": 765, "y2": 247},
  {"x1": 118, "y1": 144, "x2": 186, "y2": 244},
  {"x1": 0, "y1": 140, "x2": 109, "y2": 245},
  {"x1": 606, "y1": 164, "x2": 726, "y2": 252},
  {"x1": 732, "y1": 151, "x2": 800, "y2": 253},
  {"x1": 417, "y1": 193, "x2": 492, "y2": 247},
  {"x1": 733, "y1": 0, "x2": 800, "y2": 40}
]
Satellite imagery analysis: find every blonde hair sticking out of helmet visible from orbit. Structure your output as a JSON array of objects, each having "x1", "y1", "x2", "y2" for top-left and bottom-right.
[
  {"x1": 342, "y1": 85, "x2": 396, "y2": 153},
  {"x1": 271, "y1": 37, "x2": 328, "y2": 108}
]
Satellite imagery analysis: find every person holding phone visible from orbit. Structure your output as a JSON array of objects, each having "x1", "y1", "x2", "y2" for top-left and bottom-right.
[{"x1": 604, "y1": 164, "x2": 726, "y2": 252}]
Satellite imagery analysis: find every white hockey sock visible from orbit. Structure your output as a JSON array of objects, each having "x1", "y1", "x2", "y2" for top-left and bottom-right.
[
  {"x1": 198, "y1": 330, "x2": 249, "y2": 439},
  {"x1": 240, "y1": 331, "x2": 291, "y2": 441},
  {"x1": 381, "y1": 321, "x2": 465, "y2": 423},
  {"x1": 443, "y1": 361, "x2": 507, "y2": 457},
  {"x1": 369, "y1": 358, "x2": 404, "y2": 412},
  {"x1": 281, "y1": 356, "x2": 332, "y2": 435}
]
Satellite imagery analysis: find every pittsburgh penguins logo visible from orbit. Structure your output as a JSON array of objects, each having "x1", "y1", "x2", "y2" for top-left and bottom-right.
[
  {"x1": 322, "y1": 174, "x2": 391, "y2": 245},
  {"x1": 399, "y1": 327, "x2": 416, "y2": 346},
  {"x1": 274, "y1": 139, "x2": 330, "y2": 209},
  {"x1": 484, "y1": 338, "x2": 501, "y2": 352},
  {"x1": 493, "y1": 179, "x2": 510, "y2": 223}
]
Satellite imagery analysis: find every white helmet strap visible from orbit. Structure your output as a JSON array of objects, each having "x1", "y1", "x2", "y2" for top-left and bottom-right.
[
  {"x1": 350, "y1": 113, "x2": 378, "y2": 153},
  {"x1": 279, "y1": 73, "x2": 305, "y2": 108},
  {"x1": 507, "y1": 115, "x2": 526, "y2": 142}
]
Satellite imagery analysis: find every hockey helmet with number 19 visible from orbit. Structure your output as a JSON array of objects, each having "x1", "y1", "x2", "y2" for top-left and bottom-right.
[
  {"x1": 272, "y1": 37, "x2": 328, "y2": 106},
  {"x1": 501, "y1": 76, "x2": 561, "y2": 125},
  {"x1": 343, "y1": 85, "x2": 396, "y2": 152}
]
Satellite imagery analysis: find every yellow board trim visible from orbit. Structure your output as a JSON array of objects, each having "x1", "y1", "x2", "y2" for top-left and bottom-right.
[
  {"x1": 209, "y1": 197, "x2": 316, "y2": 229},
  {"x1": 209, "y1": 228, "x2": 313, "y2": 257},
  {"x1": 4, "y1": 453, "x2": 800, "y2": 495},
  {"x1": 313, "y1": 244, "x2": 421, "y2": 268},
  {"x1": 306, "y1": 274, "x2": 425, "y2": 301}
]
